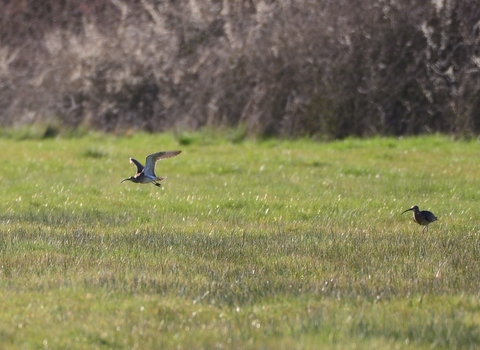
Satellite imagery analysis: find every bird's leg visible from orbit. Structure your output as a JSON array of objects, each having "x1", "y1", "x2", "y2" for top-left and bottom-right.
[{"x1": 153, "y1": 182, "x2": 162, "y2": 187}]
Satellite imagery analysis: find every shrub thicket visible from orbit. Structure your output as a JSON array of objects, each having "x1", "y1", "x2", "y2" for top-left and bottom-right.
[{"x1": 0, "y1": 0, "x2": 479, "y2": 138}]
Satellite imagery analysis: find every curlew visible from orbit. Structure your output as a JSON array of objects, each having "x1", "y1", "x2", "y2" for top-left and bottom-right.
[
  {"x1": 121, "y1": 151, "x2": 181, "y2": 187},
  {"x1": 401, "y1": 205, "x2": 437, "y2": 233}
]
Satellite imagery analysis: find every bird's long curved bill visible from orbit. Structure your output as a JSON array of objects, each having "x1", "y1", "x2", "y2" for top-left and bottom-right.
[
  {"x1": 401, "y1": 209, "x2": 412, "y2": 215},
  {"x1": 121, "y1": 178, "x2": 130, "y2": 183}
]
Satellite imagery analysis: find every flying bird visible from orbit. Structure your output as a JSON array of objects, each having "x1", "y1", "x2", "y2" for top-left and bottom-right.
[
  {"x1": 401, "y1": 205, "x2": 437, "y2": 233},
  {"x1": 121, "y1": 151, "x2": 181, "y2": 187}
]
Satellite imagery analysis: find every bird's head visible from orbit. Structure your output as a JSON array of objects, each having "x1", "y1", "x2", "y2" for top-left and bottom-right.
[
  {"x1": 121, "y1": 177, "x2": 134, "y2": 184},
  {"x1": 401, "y1": 205, "x2": 419, "y2": 215}
]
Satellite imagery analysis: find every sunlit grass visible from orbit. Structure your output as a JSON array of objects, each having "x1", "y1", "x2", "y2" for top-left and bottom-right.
[{"x1": 0, "y1": 132, "x2": 480, "y2": 349}]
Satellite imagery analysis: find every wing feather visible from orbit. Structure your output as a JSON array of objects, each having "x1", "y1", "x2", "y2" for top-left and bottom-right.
[
  {"x1": 144, "y1": 151, "x2": 181, "y2": 177},
  {"x1": 129, "y1": 158, "x2": 144, "y2": 174}
]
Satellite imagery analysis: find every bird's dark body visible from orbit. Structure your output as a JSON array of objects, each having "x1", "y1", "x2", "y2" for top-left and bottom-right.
[{"x1": 402, "y1": 205, "x2": 437, "y2": 232}]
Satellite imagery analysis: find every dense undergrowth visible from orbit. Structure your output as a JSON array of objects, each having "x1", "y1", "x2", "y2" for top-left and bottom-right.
[{"x1": 1, "y1": 1, "x2": 480, "y2": 138}]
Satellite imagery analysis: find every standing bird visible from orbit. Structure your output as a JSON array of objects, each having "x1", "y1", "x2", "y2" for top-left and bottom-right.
[
  {"x1": 121, "y1": 151, "x2": 181, "y2": 187},
  {"x1": 401, "y1": 205, "x2": 438, "y2": 233}
]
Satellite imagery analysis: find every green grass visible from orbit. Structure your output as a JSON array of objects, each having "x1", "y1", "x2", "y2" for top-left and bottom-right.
[{"x1": 1, "y1": 132, "x2": 480, "y2": 349}]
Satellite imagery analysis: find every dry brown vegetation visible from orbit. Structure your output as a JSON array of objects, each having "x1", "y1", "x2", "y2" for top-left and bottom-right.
[{"x1": 0, "y1": 0, "x2": 480, "y2": 138}]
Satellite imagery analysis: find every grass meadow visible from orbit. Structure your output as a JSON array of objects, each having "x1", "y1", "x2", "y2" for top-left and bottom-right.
[{"x1": 0, "y1": 131, "x2": 480, "y2": 349}]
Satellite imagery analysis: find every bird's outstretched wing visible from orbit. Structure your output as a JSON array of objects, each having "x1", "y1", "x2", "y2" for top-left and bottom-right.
[
  {"x1": 129, "y1": 158, "x2": 144, "y2": 174},
  {"x1": 144, "y1": 151, "x2": 182, "y2": 177}
]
